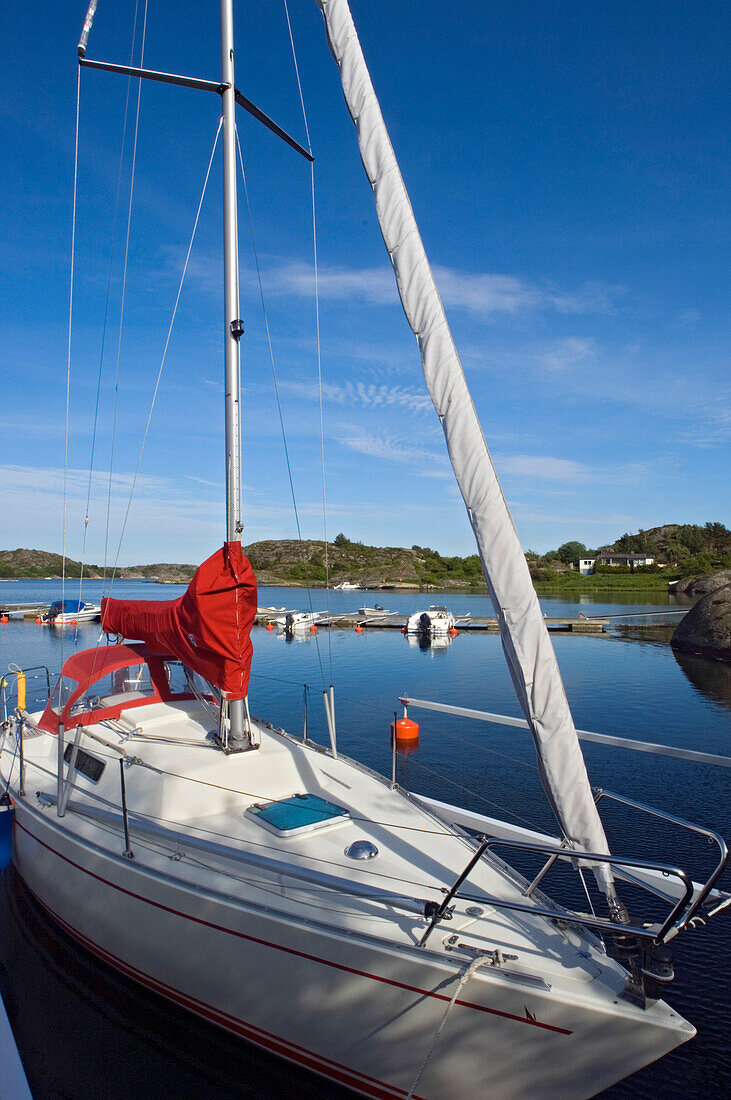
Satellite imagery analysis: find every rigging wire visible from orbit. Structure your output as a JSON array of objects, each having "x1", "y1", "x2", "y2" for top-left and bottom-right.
[
  {"x1": 102, "y1": 0, "x2": 149, "y2": 601},
  {"x1": 76, "y1": 0, "x2": 142, "y2": 629},
  {"x1": 62, "y1": 64, "x2": 83, "y2": 674},
  {"x1": 406, "y1": 755, "x2": 546, "y2": 834},
  {"x1": 234, "y1": 128, "x2": 327, "y2": 691},
  {"x1": 282, "y1": 0, "x2": 333, "y2": 683},
  {"x1": 106, "y1": 118, "x2": 224, "y2": 590}
]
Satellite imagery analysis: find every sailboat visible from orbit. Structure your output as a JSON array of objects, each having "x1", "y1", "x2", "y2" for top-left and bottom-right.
[{"x1": 1, "y1": 1, "x2": 728, "y2": 1097}]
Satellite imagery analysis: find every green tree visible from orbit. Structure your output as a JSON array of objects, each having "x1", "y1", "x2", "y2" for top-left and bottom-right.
[
  {"x1": 333, "y1": 533, "x2": 348, "y2": 547},
  {"x1": 557, "y1": 541, "x2": 587, "y2": 566}
]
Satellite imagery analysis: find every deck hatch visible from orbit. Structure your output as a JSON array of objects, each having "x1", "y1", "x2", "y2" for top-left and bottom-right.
[{"x1": 246, "y1": 793, "x2": 349, "y2": 836}]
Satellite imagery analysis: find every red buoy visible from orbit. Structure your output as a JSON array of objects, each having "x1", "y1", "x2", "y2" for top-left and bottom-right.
[
  {"x1": 0, "y1": 616, "x2": 8, "y2": 624},
  {"x1": 266, "y1": 622, "x2": 274, "y2": 631},
  {"x1": 35, "y1": 617, "x2": 43, "y2": 624},
  {"x1": 391, "y1": 717, "x2": 419, "y2": 744},
  {"x1": 309, "y1": 624, "x2": 317, "y2": 633},
  {"x1": 355, "y1": 625, "x2": 363, "y2": 634},
  {"x1": 449, "y1": 627, "x2": 458, "y2": 636},
  {"x1": 70, "y1": 619, "x2": 78, "y2": 625},
  {"x1": 401, "y1": 626, "x2": 407, "y2": 634}
]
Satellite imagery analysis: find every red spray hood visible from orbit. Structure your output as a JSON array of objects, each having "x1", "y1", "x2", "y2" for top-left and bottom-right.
[{"x1": 101, "y1": 542, "x2": 257, "y2": 699}]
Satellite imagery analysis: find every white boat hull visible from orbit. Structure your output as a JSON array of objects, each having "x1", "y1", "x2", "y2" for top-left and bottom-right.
[
  {"x1": 45, "y1": 604, "x2": 101, "y2": 624},
  {"x1": 406, "y1": 610, "x2": 456, "y2": 636},
  {"x1": 12, "y1": 800, "x2": 692, "y2": 1100}
]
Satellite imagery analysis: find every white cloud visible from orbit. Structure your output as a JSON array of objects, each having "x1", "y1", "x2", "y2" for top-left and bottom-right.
[
  {"x1": 336, "y1": 430, "x2": 449, "y2": 476},
  {"x1": 269, "y1": 261, "x2": 622, "y2": 319},
  {"x1": 279, "y1": 379, "x2": 432, "y2": 414},
  {"x1": 537, "y1": 337, "x2": 597, "y2": 372},
  {"x1": 495, "y1": 453, "x2": 656, "y2": 486},
  {"x1": 679, "y1": 404, "x2": 731, "y2": 447},
  {"x1": 0, "y1": 464, "x2": 222, "y2": 564}
]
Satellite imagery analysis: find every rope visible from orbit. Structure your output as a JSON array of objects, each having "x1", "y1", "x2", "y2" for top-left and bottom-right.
[
  {"x1": 62, "y1": 64, "x2": 82, "y2": 673},
  {"x1": 105, "y1": 117, "x2": 223, "y2": 590},
  {"x1": 406, "y1": 955, "x2": 488, "y2": 1099},
  {"x1": 103, "y1": 0, "x2": 149, "y2": 600}
]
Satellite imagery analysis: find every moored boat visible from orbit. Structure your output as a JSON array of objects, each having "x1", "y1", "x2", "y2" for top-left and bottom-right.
[
  {"x1": 42, "y1": 599, "x2": 101, "y2": 625},
  {"x1": 406, "y1": 606, "x2": 456, "y2": 636}
]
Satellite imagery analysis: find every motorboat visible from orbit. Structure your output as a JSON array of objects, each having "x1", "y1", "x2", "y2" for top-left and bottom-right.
[
  {"x1": 42, "y1": 600, "x2": 101, "y2": 625},
  {"x1": 357, "y1": 604, "x2": 393, "y2": 620},
  {"x1": 273, "y1": 611, "x2": 323, "y2": 632},
  {"x1": 406, "y1": 606, "x2": 456, "y2": 636}
]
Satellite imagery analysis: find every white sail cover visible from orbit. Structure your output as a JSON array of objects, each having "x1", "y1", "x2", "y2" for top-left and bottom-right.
[{"x1": 316, "y1": 0, "x2": 612, "y2": 884}]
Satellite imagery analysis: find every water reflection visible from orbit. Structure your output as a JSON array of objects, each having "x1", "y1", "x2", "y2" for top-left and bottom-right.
[
  {"x1": 673, "y1": 650, "x2": 731, "y2": 713},
  {"x1": 406, "y1": 632, "x2": 454, "y2": 654}
]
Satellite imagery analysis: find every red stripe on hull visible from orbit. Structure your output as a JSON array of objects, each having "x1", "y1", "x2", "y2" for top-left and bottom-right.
[
  {"x1": 14, "y1": 815, "x2": 572, "y2": 1049},
  {"x1": 24, "y1": 876, "x2": 406, "y2": 1097}
]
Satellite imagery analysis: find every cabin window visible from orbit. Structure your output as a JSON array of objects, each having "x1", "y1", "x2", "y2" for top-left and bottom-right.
[
  {"x1": 164, "y1": 661, "x2": 186, "y2": 695},
  {"x1": 63, "y1": 743, "x2": 105, "y2": 783},
  {"x1": 48, "y1": 676, "x2": 78, "y2": 716},
  {"x1": 69, "y1": 664, "x2": 157, "y2": 717}
]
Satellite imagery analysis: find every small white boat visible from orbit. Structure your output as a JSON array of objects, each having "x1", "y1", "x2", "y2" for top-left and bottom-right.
[
  {"x1": 43, "y1": 599, "x2": 101, "y2": 625},
  {"x1": 407, "y1": 605, "x2": 456, "y2": 636},
  {"x1": 358, "y1": 604, "x2": 393, "y2": 620},
  {"x1": 274, "y1": 611, "x2": 322, "y2": 632},
  {"x1": 332, "y1": 581, "x2": 361, "y2": 590}
]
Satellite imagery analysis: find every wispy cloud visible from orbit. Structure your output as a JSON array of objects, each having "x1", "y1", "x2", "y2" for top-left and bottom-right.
[
  {"x1": 495, "y1": 453, "x2": 656, "y2": 486},
  {"x1": 280, "y1": 379, "x2": 432, "y2": 414},
  {"x1": 269, "y1": 261, "x2": 622, "y2": 319},
  {"x1": 0, "y1": 464, "x2": 222, "y2": 563},
  {"x1": 678, "y1": 404, "x2": 731, "y2": 447},
  {"x1": 537, "y1": 337, "x2": 597, "y2": 372},
  {"x1": 336, "y1": 430, "x2": 450, "y2": 477}
]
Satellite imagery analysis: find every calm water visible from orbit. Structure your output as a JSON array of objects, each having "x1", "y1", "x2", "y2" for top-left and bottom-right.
[{"x1": 0, "y1": 582, "x2": 728, "y2": 1098}]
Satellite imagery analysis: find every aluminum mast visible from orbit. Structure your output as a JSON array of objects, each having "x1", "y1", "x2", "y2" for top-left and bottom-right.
[{"x1": 220, "y1": 0, "x2": 246, "y2": 746}]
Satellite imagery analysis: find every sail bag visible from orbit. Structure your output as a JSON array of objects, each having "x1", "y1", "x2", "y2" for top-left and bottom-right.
[
  {"x1": 316, "y1": 0, "x2": 612, "y2": 884},
  {"x1": 101, "y1": 542, "x2": 257, "y2": 699}
]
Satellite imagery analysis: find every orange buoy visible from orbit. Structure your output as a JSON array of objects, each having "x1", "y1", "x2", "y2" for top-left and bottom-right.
[
  {"x1": 401, "y1": 626, "x2": 407, "y2": 634},
  {"x1": 70, "y1": 619, "x2": 78, "y2": 625},
  {"x1": 0, "y1": 616, "x2": 8, "y2": 624},
  {"x1": 35, "y1": 617, "x2": 43, "y2": 624},
  {"x1": 449, "y1": 627, "x2": 458, "y2": 636},
  {"x1": 355, "y1": 624, "x2": 363, "y2": 634},
  {"x1": 309, "y1": 624, "x2": 317, "y2": 633},
  {"x1": 266, "y1": 622, "x2": 274, "y2": 631},
  {"x1": 391, "y1": 717, "x2": 419, "y2": 744}
]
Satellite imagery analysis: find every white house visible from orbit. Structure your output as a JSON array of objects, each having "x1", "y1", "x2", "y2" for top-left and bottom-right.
[{"x1": 580, "y1": 553, "x2": 655, "y2": 575}]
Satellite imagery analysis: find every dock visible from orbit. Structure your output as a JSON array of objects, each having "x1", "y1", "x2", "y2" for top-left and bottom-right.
[
  {"x1": 254, "y1": 612, "x2": 609, "y2": 634},
  {"x1": 0, "y1": 604, "x2": 609, "y2": 634},
  {"x1": 0, "y1": 604, "x2": 47, "y2": 620}
]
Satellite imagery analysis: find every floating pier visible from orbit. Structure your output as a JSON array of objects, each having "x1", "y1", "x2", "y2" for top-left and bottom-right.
[
  {"x1": 0, "y1": 604, "x2": 608, "y2": 633},
  {"x1": 255, "y1": 611, "x2": 609, "y2": 633}
]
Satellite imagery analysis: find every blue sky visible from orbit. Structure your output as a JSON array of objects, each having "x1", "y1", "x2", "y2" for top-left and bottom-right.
[{"x1": 1, "y1": 0, "x2": 728, "y2": 565}]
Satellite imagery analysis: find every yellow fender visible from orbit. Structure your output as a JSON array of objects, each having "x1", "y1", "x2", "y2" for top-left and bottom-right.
[{"x1": 8, "y1": 664, "x2": 26, "y2": 711}]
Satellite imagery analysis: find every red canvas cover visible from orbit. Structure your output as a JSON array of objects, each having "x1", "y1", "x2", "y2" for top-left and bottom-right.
[{"x1": 101, "y1": 543, "x2": 257, "y2": 699}]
